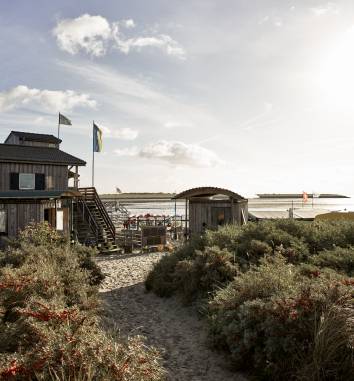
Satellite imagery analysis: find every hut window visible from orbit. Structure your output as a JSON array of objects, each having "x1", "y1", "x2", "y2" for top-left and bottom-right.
[
  {"x1": 19, "y1": 173, "x2": 35, "y2": 190},
  {"x1": 0, "y1": 210, "x2": 6, "y2": 233},
  {"x1": 211, "y1": 207, "x2": 231, "y2": 227}
]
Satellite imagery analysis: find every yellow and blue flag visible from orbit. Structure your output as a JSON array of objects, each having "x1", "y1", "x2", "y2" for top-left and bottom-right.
[{"x1": 93, "y1": 123, "x2": 103, "y2": 152}]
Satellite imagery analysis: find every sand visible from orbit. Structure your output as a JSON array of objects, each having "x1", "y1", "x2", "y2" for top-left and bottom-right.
[{"x1": 97, "y1": 252, "x2": 247, "y2": 381}]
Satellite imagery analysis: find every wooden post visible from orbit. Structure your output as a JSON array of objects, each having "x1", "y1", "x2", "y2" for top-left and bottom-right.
[
  {"x1": 230, "y1": 197, "x2": 234, "y2": 224},
  {"x1": 54, "y1": 199, "x2": 57, "y2": 230},
  {"x1": 185, "y1": 198, "x2": 188, "y2": 240},
  {"x1": 74, "y1": 165, "x2": 79, "y2": 188},
  {"x1": 174, "y1": 199, "x2": 177, "y2": 240}
]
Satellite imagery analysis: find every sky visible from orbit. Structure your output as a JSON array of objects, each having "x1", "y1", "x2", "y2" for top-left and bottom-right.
[{"x1": 1, "y1": 1, "x2": 354, "y2": 196}]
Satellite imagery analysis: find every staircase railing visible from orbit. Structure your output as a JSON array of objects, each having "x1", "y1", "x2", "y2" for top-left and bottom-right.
[
  {"x1": 76, "y1": 197, "x2": 99, "y2": 245},
  {"x1": 78, "y1": 187, "x2": 116, "y2": 241}
]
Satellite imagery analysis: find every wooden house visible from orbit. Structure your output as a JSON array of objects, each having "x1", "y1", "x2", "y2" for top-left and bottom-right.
[
  {"x1": 0, "y1": 131, "x2": 116, "y2": 251},
  {"x1": 173, "y1": 187, "x2": 248, "y2": 236}
]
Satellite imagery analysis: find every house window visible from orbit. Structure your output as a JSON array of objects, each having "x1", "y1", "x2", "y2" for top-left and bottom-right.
[
  {"x1": 35, "y1": 174, "x2": 45, "y2": 190},
  {"x1": 19, "y1": 174, "x2": 35, "y2": 190},
  {"x1": 0, "y1": 210, "x2": 7, "y2": 233},
  {"x1": 10, "y1": 173, "x2": 45, "y2": 190}
]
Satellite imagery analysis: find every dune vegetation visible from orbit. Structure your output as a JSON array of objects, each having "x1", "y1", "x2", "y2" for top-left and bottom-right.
[
  {"x1": 146, "y1": 220, "x2": 354, "y2": 380},
  {"x1": 0, "y1": 222, "x2": 165, "y2": 381}
]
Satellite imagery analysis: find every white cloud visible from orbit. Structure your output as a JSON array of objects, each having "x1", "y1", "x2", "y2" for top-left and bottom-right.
[
  {"x1": 53, "y1": 14, "x2": 185, "y2": 59},
  {"x1": 311, "y1": 2, "x2": 339, "y2": 16},
  {"x1": 258, "y1": 15, "x2": 283, "y2": 28},
  {"x1": 115, "y1": 147, "x2": 139, "y2": 156},
  {"x1": 112, "y1": 26, "x2": 186, "y2": 59},
  {"x1": 264, "y1": 102, "x2": 273, "y2": 113},
  {"x1": 34, "y1": 116, "x2": 45, "y2": 124},
  {"x1": 258, "y1": 16, "x2": 270, "y2": 25},
  {"x1": 100, "y1": 125, "x2": 138, "y2": 140},
  {"x1": 0, "y1": 85, "x2": 96, "y2": 112},
  {"x1": 53, "y1": 14, "x2": 112, "y2": 57},
  {"x1": 164, "y1": 121, "x2": 194, "y2": 129},
  {"x1": 58, "y1": 61, "x2": 217, "y2": 132},
  {"x1": 115, "y1": 140, "x2": 222, "y2": 167},
  {"x1": 122, "y1": 19, "x2": 136, "y2": 29}
]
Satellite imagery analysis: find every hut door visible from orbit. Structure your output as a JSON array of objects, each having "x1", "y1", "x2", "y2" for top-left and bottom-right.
[{"x1": 211, "y1": 207, "x2": 231, "y2": 227}]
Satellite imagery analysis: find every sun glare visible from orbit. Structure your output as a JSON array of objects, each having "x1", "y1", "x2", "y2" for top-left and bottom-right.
[{"x1": 317, "y1": 26, "x2": 354, "y2": 110}]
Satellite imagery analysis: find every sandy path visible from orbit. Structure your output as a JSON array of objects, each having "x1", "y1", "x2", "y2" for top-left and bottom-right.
[{"x1": 97, "y1": 252, "x2": 247, "y2": 381}]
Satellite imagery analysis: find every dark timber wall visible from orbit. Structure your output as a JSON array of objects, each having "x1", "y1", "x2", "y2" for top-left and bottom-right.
[
  {"x1": 5, "y1": 135, "x2": 58, "y2": 148},
  {"x1": 0, "y1": 201, "x2": 70, "y2": 238},
  {"x1": 0, "y1": 163, "x2": 68, "y2": 191},
  {"x1": 189, "y1": 199, "x2": 248, "y2": 234}
]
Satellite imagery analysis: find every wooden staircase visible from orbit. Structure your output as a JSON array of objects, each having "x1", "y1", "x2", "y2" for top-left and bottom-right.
[{"x1": 73, "y1": 187, "x2": 117, "y2": 253}]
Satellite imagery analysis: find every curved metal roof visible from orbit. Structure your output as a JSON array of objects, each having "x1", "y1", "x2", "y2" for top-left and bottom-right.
[{"x1": 173, "y1": 187, "x2": 246, "y2": 200}]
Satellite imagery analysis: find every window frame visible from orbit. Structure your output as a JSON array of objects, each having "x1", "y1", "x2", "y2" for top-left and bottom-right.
[{"x1": 19, "y1": 173, "x2": 35, "y2": 190}]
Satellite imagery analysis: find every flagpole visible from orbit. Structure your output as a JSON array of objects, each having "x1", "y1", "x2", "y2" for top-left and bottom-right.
[
  {"x1": 92, "y1": 121, "x2": 95, "y2": 187},
  {"x1": 57, "y1": 113, "x2": 60, "y2": 140}
]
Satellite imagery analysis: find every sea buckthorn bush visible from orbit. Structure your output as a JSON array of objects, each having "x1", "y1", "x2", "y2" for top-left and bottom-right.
[
  {"x1": 208, "y1": 255, "x2": 354, "y2": 380},
  {"x1": 309, "y1": 247, "x2": 354, "y2": 277},
  {"x1": 145, "y1": 235, "x2": 205, "y2": 297},
  {"x1": 172, "y1": 246, "x2": 238, "y2": 303},
  {"x1": 146, "y1": 221, "x2": 354, "y2": 303},
  {"x1": 146, "y1": 220, "x2": 354, "y2": 379},
  {"x1": 0, "y1": 222, "x2": 165, "y2": 381}
]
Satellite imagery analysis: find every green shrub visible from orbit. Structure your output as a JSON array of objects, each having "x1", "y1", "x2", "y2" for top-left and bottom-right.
[
  {"x1": 172, "y1": 246, "x2": 238, "y2": 303},
  {"x1": 146, "y1": 220, "x2": 354, "y2": 379},
  {"x1": 205, "y1": 222, "x2": 310, "y2": 267},
  {"x1": 309, "y1": 247, "x2": 354, "y2": 277},
  {"x1": 208, "y1": 255, "x2": 354, "y2": 380},
  {"x1": 145, "y1": 236, "x2": 204, "y2": 297},
  {"x1": 0, "y1": 222, "x2": 105, "y2": 288},
  {"x1": 0, "y1": 223, "x2": 164, "y2": 380},
  {"x1": 73, "y1": 244, "x2": 105, "y2": 286},
  {"x1": 205, "y1": 224, "x2": 241, "y2": 252}
]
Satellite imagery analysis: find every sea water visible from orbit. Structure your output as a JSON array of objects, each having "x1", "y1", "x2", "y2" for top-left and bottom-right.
[{"x1": 118, "y1": 197, "x2": 354, "y2": 218}]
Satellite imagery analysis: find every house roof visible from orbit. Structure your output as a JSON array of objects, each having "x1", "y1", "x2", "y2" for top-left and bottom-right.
[
  {"x1": 0, "y1": 190, "x2": 81, "y2": 199},
  {"x1": 0, "y1": 144, "x2": 86, "y2": 166},
  {"x1": 5, "y1": 131, "x2": 62, "y2": 144},
  {"x1": 173, "y1": 187, "x2": 246, "y2": 200}
]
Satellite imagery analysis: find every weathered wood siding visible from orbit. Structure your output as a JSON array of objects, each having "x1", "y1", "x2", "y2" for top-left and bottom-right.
[
  {"x1": 5, "y1": 135, "x2": 20, "y2": 145},
  {"x1": 0, "y1": 163, "x2": 68, "y2": 191},
  {"x1": 6, "y1": 203, "x2": 43, "y2": 237},
  {"x1": 189, "y1": 199, "x2": 248, "y2": 234},
  {"x1": 2, "y1": 203, "x2": 70, "y2": 238},
  {"x1": 5, "y1": 134, "x2": 58, "y2": 148}
]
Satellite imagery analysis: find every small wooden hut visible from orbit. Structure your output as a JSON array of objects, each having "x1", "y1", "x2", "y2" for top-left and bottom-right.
[{"x1": 173, "y1": 186, "x2": 248, "y2": 236}]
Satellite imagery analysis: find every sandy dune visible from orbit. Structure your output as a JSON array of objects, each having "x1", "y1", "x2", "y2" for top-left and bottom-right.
[{"x1": 97, "y1": 252, "x2": 247, "y2": 381}]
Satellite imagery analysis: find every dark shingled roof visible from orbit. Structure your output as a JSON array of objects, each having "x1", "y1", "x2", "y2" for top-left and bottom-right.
[
  {"x1": 0, "y1": 144, "x2": 86, "y2": 166},
  {"x1": 5, "y1": 131, "x2": 62, "y2": 144},
  {"x1": 0, "y1": 190, "x2": 82, "y2": 199}
]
